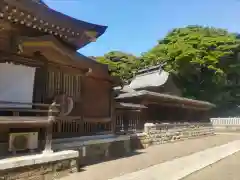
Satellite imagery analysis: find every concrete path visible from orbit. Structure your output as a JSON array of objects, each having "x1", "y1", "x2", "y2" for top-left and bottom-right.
[
  {"x1": 216, "y1": 132, "x2": 240, "y2": 135},
  {"x1": 109, "y1": 140, "x2": 240, "y2": 180},
  {"x1": 59, "y1": 135, "x2": 240, "y2": 180},
  {"x1": 183, "y1": 151, "x2": 240, "y2": 180}
]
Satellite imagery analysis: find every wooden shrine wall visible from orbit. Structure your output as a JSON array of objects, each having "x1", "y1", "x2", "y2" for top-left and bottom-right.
[
  {"x1": 0, "y1": 30, "x2": 11, "y2": 51},
  {"x1": 33, "y1": 67, "x2": 82, "y2": 115},
  {"x1": 46, "y1": 70, "x2": 82, "y2": 101},
  {"x1": 45, "y1": 68, "x2": 82, "y2": 116},
  {"x1": 33, "y1": 66, "x2": 112, "y2": 118},
  {"x1": 81, "y1": 76, "x2": 111, "y2": 117}
]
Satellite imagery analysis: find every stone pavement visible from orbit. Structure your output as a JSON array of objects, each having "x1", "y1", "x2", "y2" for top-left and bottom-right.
[
  {"x1": 59, "y1": 134, "x2": 240, "y2": 180},
  {"x1": 183, "y1": 150, "x2": 240, "y2": 180},
  {"x1": 109, "y1": 140, "x2": 240, "y2": 180}
]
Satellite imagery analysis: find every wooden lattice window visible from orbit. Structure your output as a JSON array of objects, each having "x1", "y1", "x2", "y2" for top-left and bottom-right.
[{"x1": 46, "y1": 70, "x2": 81, "y2": 101}]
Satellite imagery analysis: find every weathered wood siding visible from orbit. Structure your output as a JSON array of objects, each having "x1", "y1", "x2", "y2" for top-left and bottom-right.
[
  {"x1": 0, "y1": 30, "x2": 11, "y2": 51},
  {"x1": 33, "y1": 67, "x2": 112, "y2": 118},
  {"x1": 82, "y1": 76, "x2": 111, "y2": 117},
  {"x1": 46, "y1": 69, "x2": 81, "y2": 101},
  {"x1": 44, "y1": 68, "x2": 82, "y2": 116}
]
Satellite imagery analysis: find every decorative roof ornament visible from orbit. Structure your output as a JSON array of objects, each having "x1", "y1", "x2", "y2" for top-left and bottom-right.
[
  {"x1": 85, "y1": 68, "x2": 93, "y2": 76},
  {"x1": 31, "y1": 0, "x2": 47, "y2": 6},
  {"x1": 84, "y1": 31, "x2": 98, "y2": 42}
]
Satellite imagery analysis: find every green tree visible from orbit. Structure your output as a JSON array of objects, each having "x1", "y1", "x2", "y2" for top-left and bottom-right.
[
  {"x1": 96, "y1": 51, "x2": 139, "y2": 83},
  {"x1": 142, "y1": 25, "x2": 240, "y2": 105}
]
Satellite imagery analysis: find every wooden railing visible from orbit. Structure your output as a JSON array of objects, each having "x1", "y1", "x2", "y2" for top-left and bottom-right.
[
  {"x1": 0, "y1": 101, "x2": 59, "y2": 117},
  {"x1": 115, "y1": 111, "x2": 145, "y2": 134},
  {"x1": 0, "y1": 101, "x2": 112, "y2": 139},
  {"x1": 53, "y1": 117, "x2": 112, "y2": 139},
  {"x1": 0, "y1": 101, "x2": 59, "y2": 152}
]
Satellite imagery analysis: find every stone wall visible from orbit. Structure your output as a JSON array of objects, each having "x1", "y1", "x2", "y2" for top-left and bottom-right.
[
  {"x1": 53, "y1": 135, "x2": 131, "y2": 166},
  {"x1": 0, "y1": 159, "x2": 77, "y2": 180},
  {"x1": 80, "y1": 140, "x2": 131, "y2": 165},
  {"x1": 131, "y1": 123, "x2": 215, "y2": 149},
  {"x1": 0, "y1": 151, "x2": 79, "y2": 180}
]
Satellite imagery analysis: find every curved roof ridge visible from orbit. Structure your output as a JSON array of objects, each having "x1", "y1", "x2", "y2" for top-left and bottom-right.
[
  {"x1": 129, "y1": 70, "x2": 169, "y2": 90},
  {"x1": 3, "y1": 0, "x2": 107, "y2": 49}
]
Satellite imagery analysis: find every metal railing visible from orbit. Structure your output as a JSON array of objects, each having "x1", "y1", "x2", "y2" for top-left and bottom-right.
[{"x1": 210, "y1": 117, "x2": 240, "y2": 126}]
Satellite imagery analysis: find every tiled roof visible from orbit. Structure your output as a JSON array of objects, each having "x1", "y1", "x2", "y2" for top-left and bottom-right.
[
  {"x1": 2, "y1": 0, "x2": 107, "y2": 49},
  {"x1": 116, "y1": 90, "x2": 215, "y2": 109},
  {"x1": 129, "y1": 70, "x2": 169, "y2": 90}
]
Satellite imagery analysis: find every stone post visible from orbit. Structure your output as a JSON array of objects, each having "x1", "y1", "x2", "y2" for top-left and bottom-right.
[
  {"x1": 144, "y1": 123, "x2": 155, "y2": 134},
  {"x1": 43, "y1": 102, "x2": 57, "y2": 154}
]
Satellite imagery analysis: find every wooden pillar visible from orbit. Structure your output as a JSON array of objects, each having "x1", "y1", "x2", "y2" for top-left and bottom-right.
[
  {"x1": 136, "y1": 110, "x2": 143, "y2": 131},
  {"x1": 174, "y1": 107, "x2": 179, "y2": 122},
  {"x1": 196, "y1": 110, "x2": 201, "y2": 122},
  {"x1": 201, "y1": 110, "x2": 208, "y2": 122},
  {"x1": 167, "y1": 106, "x2": 173, "y2": 122},
  {"x1": 32, "y1": 54, "x2": 48, "y2": 104},
  {"x1": 142, "y1": 108, "x2": 147, "y2": 125},
  {"x1": 123, "y1": 112, "x2": 129, "y2": 133},
  {"x1": 78, "y1": 76, "x2": 85, "y2": 134},
  {"x1": 185, "y1": 109, "x2": 190, "y2": 122},
  {"x1": 166, "y1": 106, "x2": 171, "y2": 122},
  {"x1": 111, "y1": 90, "x2": 116, "y2": 134}
]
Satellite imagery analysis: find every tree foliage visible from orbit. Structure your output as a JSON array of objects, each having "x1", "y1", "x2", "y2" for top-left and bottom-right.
[
  {"x1": 96, "y1": 51, "x2": 139, "y2": 82},
  {"x1": 142, "y1": 26, "x2": 240, "y2": 105},
  {"x1": 96, "y1": 26, "x2": 240, "y2": 107}
]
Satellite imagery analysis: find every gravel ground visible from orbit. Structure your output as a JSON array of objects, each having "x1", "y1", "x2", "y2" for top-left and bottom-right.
[
  {"x1": 182, "y1": 150, "x2": 240, "y2": 180},
  {"x1": 59, "y1": 134, "x2": 240, "y2": 180}
]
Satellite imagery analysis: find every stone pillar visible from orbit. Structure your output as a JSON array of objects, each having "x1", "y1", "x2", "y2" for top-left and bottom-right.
[
  {"x1": 144, "y1": 123, "x2": 155, "y2": 134},
  {"x1": 43, "y1": 102, "x2": 57, "y2": 154},
  {"x1": 123, "y1": 139, "x2": 131, "y2": 153}
]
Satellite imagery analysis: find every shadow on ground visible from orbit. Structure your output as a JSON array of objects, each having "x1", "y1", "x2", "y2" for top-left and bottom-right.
[{"x1": 79, "y1": 150, "x2": 144, "y2": 168}]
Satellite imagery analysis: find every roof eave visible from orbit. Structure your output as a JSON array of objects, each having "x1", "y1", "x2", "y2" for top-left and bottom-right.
[
  {"x1": 116, "y1": 90, "x2": 216, "y2": 110},
  {"x1": 2, "y1": 0, "x2": 107, "y2": 49}
]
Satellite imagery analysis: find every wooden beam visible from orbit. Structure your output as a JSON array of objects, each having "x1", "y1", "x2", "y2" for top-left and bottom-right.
[
  {"x1": 116, "y1": 109, "x2": 142, "y2": 113},
  {"x1": 0, "y1": 51, "x2": 43, "y2": 67},
  {"x1": 142, "y1": 100, "x2": 210, "y2": 111},
  {"x1": 111, "y1": 91, "x2": 116, "y2": 134},
  {"x1": 0, "y1": 101, "x2": 60, "y2": 107},
  {"x1": 83, "y1": 117, "x2": 111, "y2": 123}
]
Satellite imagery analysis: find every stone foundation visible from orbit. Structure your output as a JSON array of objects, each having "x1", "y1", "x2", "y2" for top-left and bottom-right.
[
  {"x1": 0, "y1": 150, "x2": 79, "y2": 180},
  {"x1": 79, "y1": 140, "x2": 131, "y2": 165},
  {"x1": 53, "y1": 135, "x2": 131, "y2": 166},
  {"x1": 131, "y1": 123, "x2": 215, "y2": 150},
  {"x1": 213, "y1": 125, "x2": 240, "y2": 132}
]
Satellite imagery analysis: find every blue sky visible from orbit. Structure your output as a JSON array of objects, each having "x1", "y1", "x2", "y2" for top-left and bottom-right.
[{"x1": 44, "y1": 0, "x2": 240, "y2": 57}]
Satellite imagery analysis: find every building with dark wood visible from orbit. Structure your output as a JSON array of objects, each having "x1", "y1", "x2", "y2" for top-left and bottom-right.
[
  {"x1": 0, "y1": 0, "x2": 119, "y2": 156},
  {"x1": 114, "y1": 65, "x2": 215, "y2": 133},
  {"x1": 0, "y1": 0, "x2": 216, "y2": 159}
]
